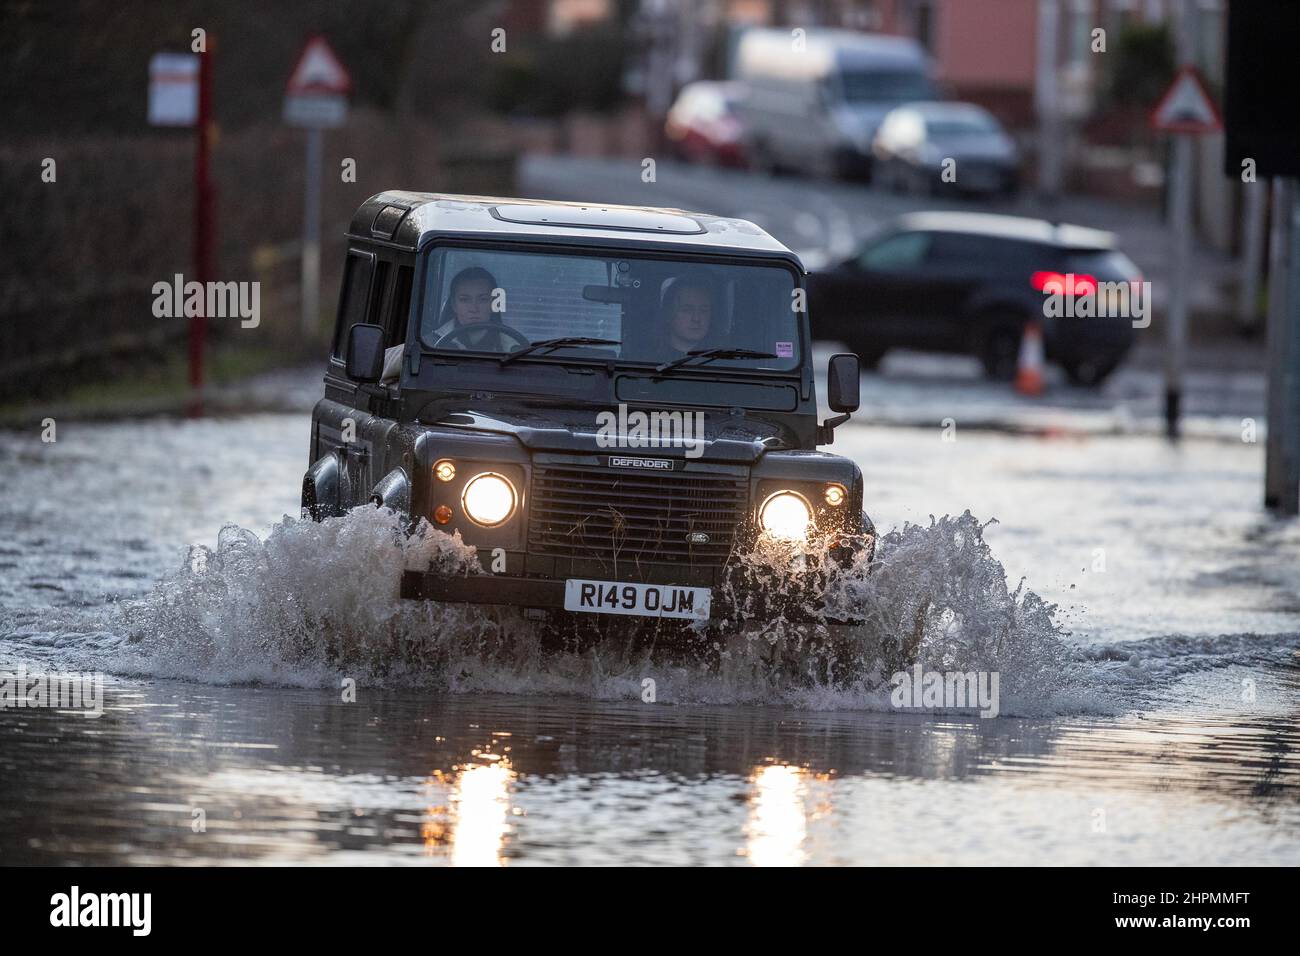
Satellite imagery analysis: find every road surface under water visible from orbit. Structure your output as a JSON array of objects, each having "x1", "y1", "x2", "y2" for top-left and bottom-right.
[{"x1": 1, "y1": 409, "x2": 1298, "y2": 865}]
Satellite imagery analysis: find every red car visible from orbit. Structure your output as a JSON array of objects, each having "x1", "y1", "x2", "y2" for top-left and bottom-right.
[{"x1": 665, "y1": 81, "x2": 749, "y2": 168}]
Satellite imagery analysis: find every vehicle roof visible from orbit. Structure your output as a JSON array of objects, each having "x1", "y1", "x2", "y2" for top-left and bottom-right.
[
  {"x1": 893, "y1": 100, "x2": 997, "y2": 121},
  {"x1": 892, "y1": 211, "x2": 1116, "y2": 248},
  {"x1": 351, "y1": 191, "x2": 803, "y2": 265},
  {"x1": 676, "y1": 79, "x2": 747, "y2": 99},
  {"x1": 736, "y1": 27, "x2": 928, "y2": 77}
]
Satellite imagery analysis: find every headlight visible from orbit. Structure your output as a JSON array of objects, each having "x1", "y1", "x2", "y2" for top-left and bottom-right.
[
  {"x1": 461, "y1": 472, "x2": 516, "y2": 527},
  {"x1": 759, "y1": 491, "x2": 812, "y2": 540}
]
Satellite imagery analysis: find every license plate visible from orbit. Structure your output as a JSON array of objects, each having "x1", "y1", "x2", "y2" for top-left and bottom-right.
[{"x1": 564, "y1": 579, "x2": 711, "y2": 621}]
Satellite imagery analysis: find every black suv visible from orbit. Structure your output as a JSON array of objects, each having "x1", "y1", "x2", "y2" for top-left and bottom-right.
[
  {"x1": 809, "y1": 212, "x2": 1142, "y2": 385},
  {"x1": 303, "y1": 192, "x2": 873, "y2": 627}
]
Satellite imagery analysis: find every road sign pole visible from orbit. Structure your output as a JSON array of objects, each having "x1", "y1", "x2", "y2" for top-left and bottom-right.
[
  {"x1": 1264, "y1": 178, "x2": 1288, "y2": 507},
  {"x1": 189, "y1": 38, "x2": 215, "y2": 418},
  {"x1": 301, "y1": 127, "x2": 322, "y2": 336},
  {"x1": 1165, "y1": 133, "x2": 1192, "y2": 439},
  {"x1": 1164, "y1": 0, "x2": 1197, "y2": 440},
  {"x1": 284, "y1": 35, "x2": 350, "y2": 338},
  {"x1": 1237, "y1": 174, "x2": 1268, "y2": 332},
  {"x1": 1222, "y1": 2, "x2": 1300, "y2": 513},
  {"x1": 1035, "y1": 0, "x2": 1062, "y2": 202},
  {"x1": 1264, "y1": 178, "x2": 1300, "y2": 514},
  {"x1": 1284, "y1": 185, "x2": 1300, "y2": 514}
]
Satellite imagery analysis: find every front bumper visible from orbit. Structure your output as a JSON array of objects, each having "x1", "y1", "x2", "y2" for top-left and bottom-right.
[{"x1": 399, "y1": 569, "x2": 862, "y2": 625}]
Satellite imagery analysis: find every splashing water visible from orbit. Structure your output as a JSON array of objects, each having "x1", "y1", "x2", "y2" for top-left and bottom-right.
[
  {"x1": 713, "y1": 513, "x2": 1101, "y2": 713},
  {"x1": 834, "y1": 516, "x2": 1076, "y2": 690},
  {"x1": 2, "y1": 507, "x2": 1132, "y2": 712},
  {"x1": 110, "y1": 509, "x2": 502, "y2": 687}
]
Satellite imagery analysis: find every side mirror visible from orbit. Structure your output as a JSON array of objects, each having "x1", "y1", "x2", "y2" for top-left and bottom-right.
[
  {"x1": 818, "y1": 353, "x2": 860, "y2": 445},
  {"x1": 346, "y1": 323, "x2": 385, "y2": 383},
  {"x1": 827, "y1": 353, "x2": 860, "y2": 413}
]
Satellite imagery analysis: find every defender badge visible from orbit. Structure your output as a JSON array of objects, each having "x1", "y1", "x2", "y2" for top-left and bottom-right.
[{"x1": 608, "y1": 456, "x2": 674, "y2": 470}]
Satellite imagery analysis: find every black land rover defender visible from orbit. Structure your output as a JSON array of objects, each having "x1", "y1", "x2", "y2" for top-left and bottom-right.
[{"x1": 303, "y1": 192, "x2": 872, "y2": 626}]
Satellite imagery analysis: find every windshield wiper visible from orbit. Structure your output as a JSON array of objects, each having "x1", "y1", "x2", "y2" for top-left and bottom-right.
[
  {"x1": 655, "y1": 347, "x2": 778, "y2": 374},
  {"x1": 498, "y1": 337, "x2": 621, "y2": 366}
]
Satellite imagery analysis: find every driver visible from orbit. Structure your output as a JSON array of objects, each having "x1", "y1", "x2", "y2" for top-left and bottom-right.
[
  {"x1": 381, "y1": 267, "x2": 508, "y2": 382},
  {"x1": 660, "y1": 278, "x2": 715, "y2": 358},
  {"x1": 430, "y1": 266, "x2": 510, "y2": 351}
]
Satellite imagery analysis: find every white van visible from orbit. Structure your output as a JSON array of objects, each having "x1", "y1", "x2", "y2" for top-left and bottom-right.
[{"x1": 733, "y1": 28, "x2": 935, "y2": 180}]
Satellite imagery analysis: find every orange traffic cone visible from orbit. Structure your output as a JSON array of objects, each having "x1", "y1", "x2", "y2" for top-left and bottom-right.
[{"x1": 1014, "y1": 319, "x2": 1045, "y2": 396}]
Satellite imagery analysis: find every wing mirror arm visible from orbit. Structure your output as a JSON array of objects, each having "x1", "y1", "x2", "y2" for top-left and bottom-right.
[
  {"x1": 817, "y1": 412, "x2": 851, "y2": 445},
  {"x1": 819, "y1": 352, "x2": 861, "y2": 445}
]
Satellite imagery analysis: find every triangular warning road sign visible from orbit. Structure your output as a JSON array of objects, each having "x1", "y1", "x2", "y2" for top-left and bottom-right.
[
  {"x1": 1151, "y1": 66, "x2": 1221, "y2": 134},
  {"x1": 286, "y1": 36, "x2": 351, "y2": 95}
]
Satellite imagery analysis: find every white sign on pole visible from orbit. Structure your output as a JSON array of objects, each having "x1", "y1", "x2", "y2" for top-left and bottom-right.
[
  {"x1": 1151, "y1": 66, "x2": 1222, "y2": 134},
  {"x1": 283, "y1": 36, "x2": 352, "y2": 129},
  {"x1": 284, "y1": 96, "x2": 348, "y2": 127},
  {"x1": 148, "y1": 53, "x2": 199, "y2": 127}
]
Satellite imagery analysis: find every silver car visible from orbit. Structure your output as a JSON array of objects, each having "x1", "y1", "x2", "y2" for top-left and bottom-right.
[{"x1": 873, "y1": 101, "x2": 1020, "y2": 196}]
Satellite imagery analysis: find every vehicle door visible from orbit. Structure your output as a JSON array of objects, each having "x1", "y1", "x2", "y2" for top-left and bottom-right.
[
  {"x1": 913, "y1": 232, "x2": 990, "y2": 349},
  {"x1": 835, "y1": 229, "x2": 933, "y2": 349}
]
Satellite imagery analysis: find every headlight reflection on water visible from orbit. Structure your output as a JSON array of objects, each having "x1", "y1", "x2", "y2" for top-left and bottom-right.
[
  {"x1": 745, "y1": 764, "x2": 808, "y2": 866},
  {"x1": 423, "y1": 757, "x2": 516, "y2": 866}
]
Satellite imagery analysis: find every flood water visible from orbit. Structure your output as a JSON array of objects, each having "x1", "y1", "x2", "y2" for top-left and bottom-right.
[{"x1": 2, "y1": 411, "x2": 1299, "y2": 865}]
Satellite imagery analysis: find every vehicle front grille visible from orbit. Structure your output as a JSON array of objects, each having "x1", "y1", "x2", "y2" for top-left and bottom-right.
[{"x1": 529, "y1": 463, "x2": 748, "y2": 565}]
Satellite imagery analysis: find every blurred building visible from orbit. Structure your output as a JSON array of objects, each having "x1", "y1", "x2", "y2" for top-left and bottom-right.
[
  {"x1": 548, "y1": 0, "x2": 616, "y2": 35},
  {"x1": 874, "y1": 0, "x2": 1224, "y2": 126},
  {"x1": 499, "y1": 0, "x2": 616, "y2": 36}
]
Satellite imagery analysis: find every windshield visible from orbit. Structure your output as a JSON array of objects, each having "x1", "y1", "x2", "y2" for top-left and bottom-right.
[
  {"x1": 840, "y1": 69, "x2": 934, "y2": 103},
  {"x1": 1063, "y1": 249, "x2": 1141, "y2": 281},
  {"x1": 419, "y1": 246, "x2": 802, "y2": 372},
  {"x1": 927, "y1": 114, "x2": 1000, "y2": 136}
]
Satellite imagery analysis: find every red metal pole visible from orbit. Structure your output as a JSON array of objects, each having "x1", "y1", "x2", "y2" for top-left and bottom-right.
[{"x1": 189, "y1": 38, "x2": 215, "y2": 418}]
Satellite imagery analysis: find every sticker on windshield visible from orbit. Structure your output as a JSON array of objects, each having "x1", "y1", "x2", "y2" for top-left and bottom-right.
[{"x1": 775, "y1": 341, "x2": 793, "y2": 358}]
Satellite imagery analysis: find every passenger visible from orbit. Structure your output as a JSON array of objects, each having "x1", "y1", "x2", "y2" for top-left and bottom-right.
[{"x1": 660, "y1": 279, "x2": 715, "y2": 357}]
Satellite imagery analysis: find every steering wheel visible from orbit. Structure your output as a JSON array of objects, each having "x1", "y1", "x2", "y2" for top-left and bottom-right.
[{"x1": 433, "y1": 323, "x2": 532, "y2": 352}]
